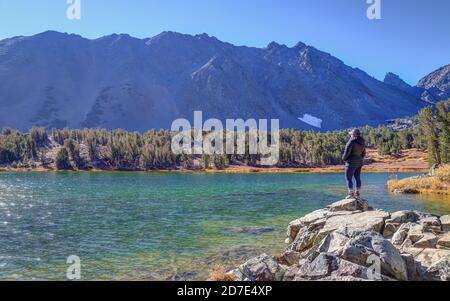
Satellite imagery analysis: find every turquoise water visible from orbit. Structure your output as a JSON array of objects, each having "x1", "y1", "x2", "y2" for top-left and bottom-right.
[{"x1": 0, "y1": 171, "x2": 449, "y2": 280}]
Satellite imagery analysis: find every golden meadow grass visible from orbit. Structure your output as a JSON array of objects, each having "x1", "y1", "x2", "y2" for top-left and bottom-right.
[{"x1": 388, "y1": 165, "x2": 450, "y2": 194}]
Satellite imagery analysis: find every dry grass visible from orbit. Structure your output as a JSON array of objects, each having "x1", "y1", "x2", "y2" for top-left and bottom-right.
[
  {"x1": 388, "y1": 164, "x2": 450, "y2": 195},
  {"x1": 436, "y1": 164, "x2": 450, "y2": 183},
  {"x1": 208, "y1": 265, "x2": 236, "y2": 282}
]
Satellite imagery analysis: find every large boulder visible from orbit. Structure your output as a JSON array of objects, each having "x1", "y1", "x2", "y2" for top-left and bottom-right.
[
  {"x1": 233, "y1": 253, "x2": 285, "y2": 281},
  {"x1": 427, "y1": 258, "x2": 450, "y2": 281},
  {"x1": 318, "y1": 227, "x2": 363, "y2": 254},
  {"x1": 287, "y1": 209, "x2": 390, "y2": 253},
  {"x1": 413, "y1": 232, "x2": 439, "y2": 248},
  {"x1": 404, "y1": 247, "x2": 450, "y2": 270},
  {"x1": 420, "y1": 216, "x2": 442, "y2": 233},
  {"x1": 293, "y1": 251, "x2": 392, "y2": 281},
  {"x1": 286, "y1": 207, "x2": 360, "y2": 243},
  {"x1": 391, "y1": 223, "x2": 414, "y2": 246},
  {"x1": 316, "y1": 227, "x2": 407, "y2": 280},
  {"x1": 286, "y1": 209, "x2": 329, "y2": 243},
  {"x1": 389, "y1": 211, "x2": 420, "y2": 224},
  {"x1": 440, "y1": 215, "x2": 450, "y2": 232},
  {"x1": 328, "y1": 199, "x2": 369, "y2": 212},
  {"x1": 339, "y1": 231, "x2": 408, "y2": 280},
  {"x1": 332, "y1": 259, "x2": 395, "y2": 281},
  {"x1": 288, "y1": 219, "x2": 326, "y2": 252},
  {"x1": 401, "y1": 253, "x2": 427, "y2": 281},
  {"x1": 407, "y1": 224, "x2": 426, "y2": 243},
  {"x1": 279, "y1": 250, "x2": 303, "y2": 266},
  {"x1": 383, "y1": 222, "x2": 399, "y2": 239},
  {"x1": 316, "y1": 210, "x2": 390, "y2": 244},
  {"x1": 294, "y1": 253, "x2": 339, "y2": 280},
  {"x1": 437, "y1": 232, "x2": 450, "y2": 250},
  {"x1": 398, "y1": 222, "x2": 444, "y2": 250},
  {"x1": 286, "y1": 198, "x2": 371, "y2": 244},
  {"x1": 282, "y1": 264, "x2": 301, "y2": 281},
  {"x1": 383, "y1": 211, "x2": 420, "y2": 238}
]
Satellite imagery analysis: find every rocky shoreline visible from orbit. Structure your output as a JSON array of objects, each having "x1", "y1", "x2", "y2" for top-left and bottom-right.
[{"x1": 230, "y1": 199, "x2": 450, "y2": 281}]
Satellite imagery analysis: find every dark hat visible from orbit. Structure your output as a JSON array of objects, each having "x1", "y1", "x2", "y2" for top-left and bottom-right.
[{"x1": 349, "y1": 128, "x2": 361, "y2": 137}]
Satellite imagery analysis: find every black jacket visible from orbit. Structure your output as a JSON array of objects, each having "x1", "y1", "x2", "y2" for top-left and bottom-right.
[{"x1": 342, "y1": 136, "x2": 366, "y2": 167}]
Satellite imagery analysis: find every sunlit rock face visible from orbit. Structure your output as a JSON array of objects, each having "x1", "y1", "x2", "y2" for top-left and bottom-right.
[{"x1": 416, "y1": 64, "x2": 450, "y2": 103}]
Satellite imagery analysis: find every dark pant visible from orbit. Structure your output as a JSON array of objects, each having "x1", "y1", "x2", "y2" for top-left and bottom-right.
[{"x1": 345, "y1": 165, "x2": 362, "y2": 191}]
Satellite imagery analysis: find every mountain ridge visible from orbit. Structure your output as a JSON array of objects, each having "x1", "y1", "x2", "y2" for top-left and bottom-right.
[{"x1": 0, "y1": 31, "x2": 446, "y2": 131}]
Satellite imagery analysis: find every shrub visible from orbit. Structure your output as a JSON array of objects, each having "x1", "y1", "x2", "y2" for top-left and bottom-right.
[
  {"x1": 435, "y1": 164, "x2": 450, "y2": 183},
  {"x1": 208, "y1": 265, "x2": 236, "y2": 281}
]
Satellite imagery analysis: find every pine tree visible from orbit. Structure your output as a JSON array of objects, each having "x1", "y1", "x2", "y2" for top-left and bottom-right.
[
  {"x1": 201, "y1": 154, "x2": 210, "y2": 169},
  {"x1": 419, "y1": 106, "x2": 441, "y2": 166},
  {"x1": 436, "y1": 100, "x2": 450, "y2": 164},
  {"x1": 39, "y1": 148, "x2": 47, "y2": 166},
  {"x1": 55, "y1": 148, "x2": 71, "y2": 170}
]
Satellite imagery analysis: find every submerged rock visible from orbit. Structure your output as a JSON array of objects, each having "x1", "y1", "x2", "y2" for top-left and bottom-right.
[
  {"x1": 235, "y1": 226, "x2": 276, "y2": 235},
  {"x1": 165, "y1": 271, "x2": 198, "y2": 281}
]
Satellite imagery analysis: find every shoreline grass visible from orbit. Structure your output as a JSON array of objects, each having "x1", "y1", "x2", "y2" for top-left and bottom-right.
[
  {"x1": 0, "y1": 166, "x2": 429, "y2": 174},
  {"x1": 388, "y1": 165, "x2": 450, "y2": 195}
]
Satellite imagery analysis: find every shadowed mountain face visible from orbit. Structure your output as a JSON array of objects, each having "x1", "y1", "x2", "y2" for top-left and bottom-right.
[{"x1": 0, "y1": 31, "x2": 435, "y2": 131}]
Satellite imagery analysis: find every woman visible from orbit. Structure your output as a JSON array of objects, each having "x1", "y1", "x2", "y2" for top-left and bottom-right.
[{"x1": 342, "y1": 128, "x2": 366, "y2": 199}]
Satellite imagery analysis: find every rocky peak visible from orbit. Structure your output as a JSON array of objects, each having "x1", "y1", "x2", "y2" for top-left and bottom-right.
[
  {"x1": 266, "y1": 41, "x2": 288, "y2": 50},
  {"x1": 384, "y1": 72, "x2": 410, "y2": 87},
  {"x1": 195, "y1": 33, "x2": 219, "y2": 42},
  {"x1": 293, "y1": 41, "x2": 307, "y2": 50},
  {"x1": 417, "y1": 64, "x2": 450, "y2": 90},
  {"x1": 416, "y1": 64, "x2": 450, "y2": 103},
  {"x1": 96, "y1": 33, "x2": 140, "y2": 45},
  {"x1": 36, "y1": 30, "x2": 70, "y2": 38},
  {"x1": 384, "y1": 72, "x2": 417, "y2": 95},
  {"x1": 145, "y1": 31, "x2": 189, "y2": 45}
]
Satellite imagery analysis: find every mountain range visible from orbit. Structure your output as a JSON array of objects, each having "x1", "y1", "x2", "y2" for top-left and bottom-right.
[{"x1": 0, "y1": 31, "x2": 448, "y2": 131}]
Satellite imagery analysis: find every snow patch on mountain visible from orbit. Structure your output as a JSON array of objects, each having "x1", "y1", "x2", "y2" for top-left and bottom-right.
[{"x1": 298, "y1": 114, "x2": 322, "y2": 128}]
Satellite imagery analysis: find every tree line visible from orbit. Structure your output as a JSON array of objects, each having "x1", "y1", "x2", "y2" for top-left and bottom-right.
[
  {"x1": 418, "y1": 100, "x2": 450, "y2": 166},
  {"x1": 0, "y1": 100, "x2": 448, "y2": 170}
]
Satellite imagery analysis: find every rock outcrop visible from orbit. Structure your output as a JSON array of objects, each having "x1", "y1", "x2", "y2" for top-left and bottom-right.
[
  {"x1": 417, "y1": 64, "x2": 450, "y2": 103},
  {"x1": 231, "y1": 199, "x2": 450, "y2": 281}
]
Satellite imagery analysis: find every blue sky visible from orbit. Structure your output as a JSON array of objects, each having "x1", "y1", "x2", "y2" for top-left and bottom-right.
[{"x1": 0, "y1": 0, "x2": 448, "y2": 84}]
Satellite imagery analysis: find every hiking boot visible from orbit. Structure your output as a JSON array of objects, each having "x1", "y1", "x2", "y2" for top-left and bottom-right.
[
  {"x1": 355, "y1": 189, "x2": 361, "y2": 198},
  {"x1": 345, "y1": 193, "x2": 355, "y2": 199}
]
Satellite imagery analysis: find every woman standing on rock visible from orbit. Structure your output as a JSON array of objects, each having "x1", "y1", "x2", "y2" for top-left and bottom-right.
[{"x1": 342, "y1": 128, "x2": 366, "y2": 199}]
